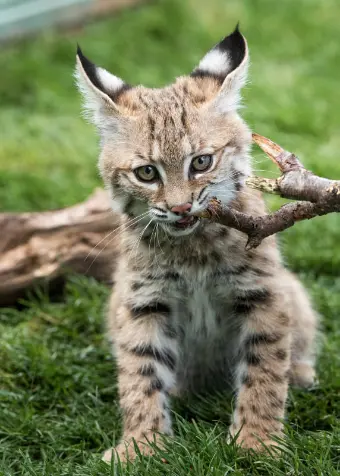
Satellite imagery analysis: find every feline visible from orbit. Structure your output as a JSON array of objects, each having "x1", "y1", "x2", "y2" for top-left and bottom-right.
[{"x1": 75, "y1": 26, "x2": 317, "y2": 463}]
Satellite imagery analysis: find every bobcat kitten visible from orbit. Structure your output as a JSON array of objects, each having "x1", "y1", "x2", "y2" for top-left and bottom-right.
[{"x1": 76, "y1": 27, "x2": 317, "y2": 462}]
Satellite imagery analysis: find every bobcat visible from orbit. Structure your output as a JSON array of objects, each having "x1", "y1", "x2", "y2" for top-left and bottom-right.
[{"x1": 76, "y1": 26, "x2": 317, "y2": 463}]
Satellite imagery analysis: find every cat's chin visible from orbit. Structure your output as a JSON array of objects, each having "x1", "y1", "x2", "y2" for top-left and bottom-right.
[{"x1": 160, "y1": 218, "x2": 200, "y2": 237}]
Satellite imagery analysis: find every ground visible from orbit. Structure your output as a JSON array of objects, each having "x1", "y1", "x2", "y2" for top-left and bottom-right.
[{"x1": 0, "y1": 0, "x2": 339, "y2": 474}]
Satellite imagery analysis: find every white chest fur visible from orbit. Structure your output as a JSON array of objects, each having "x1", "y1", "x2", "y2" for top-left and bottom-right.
[{"x1": 187, "y1": 284, "x2": 218, "y2": 337}]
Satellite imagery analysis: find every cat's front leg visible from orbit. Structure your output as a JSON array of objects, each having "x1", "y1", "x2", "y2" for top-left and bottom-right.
[
  {"x1": 103, "y1": 300, "x2": 177, "y2": 463},
  {"x1": 230, "y1": 286, "x2": 291, "y2": 452}
]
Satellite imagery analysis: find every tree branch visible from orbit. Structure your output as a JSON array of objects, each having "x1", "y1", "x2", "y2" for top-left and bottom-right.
[
  {"x1": 202, "y1": 198, "x2": 339, "y2": 250},
  {"x1": 195, "y1": 133, "x2": 340, "y2": 249}
]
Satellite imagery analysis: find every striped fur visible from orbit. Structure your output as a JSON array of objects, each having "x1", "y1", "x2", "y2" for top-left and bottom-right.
[{"x1": 76, "y1": 28, "x2": 318, "y2": 463}]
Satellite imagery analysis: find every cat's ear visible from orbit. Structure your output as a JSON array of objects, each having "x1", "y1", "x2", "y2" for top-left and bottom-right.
[
  {"x1": 191, "y1": 25, "x2": 249, "y2": 112},
  {"x1": 75, "y1": 46, "x2": 130, "y2": 128}
]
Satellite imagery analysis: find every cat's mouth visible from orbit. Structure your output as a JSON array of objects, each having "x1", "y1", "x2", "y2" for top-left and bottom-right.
[
  {"x1": 159, "y1": 215, "x2": 200, "y2": 236},
  {"x1": 173, "y1": 215, "x2": 199, "y2": 229},
  {"x1": 161, "y1": 215, "x2": 200, "y2": 236}
]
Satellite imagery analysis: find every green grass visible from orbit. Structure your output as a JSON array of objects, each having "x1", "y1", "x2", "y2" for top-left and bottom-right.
[{"x1": 0, "y1": 0, "x2": 339, "y2": 474}]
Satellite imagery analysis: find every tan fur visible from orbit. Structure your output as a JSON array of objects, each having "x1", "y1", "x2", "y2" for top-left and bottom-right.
[{"x1": 76, "y1": 31, "x2": 318, "y2": 463}]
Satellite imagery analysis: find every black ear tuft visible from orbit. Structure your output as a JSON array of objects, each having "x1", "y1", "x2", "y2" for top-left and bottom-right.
[
  {"x1": 76, "y1": 45, "x2": 103, "y2": 93},
  {"x1": 191, "y1": 25, "x2": 247, "y2": 83},
  {"x1": 76, "y1": 45, "x2": 132, "y2": 102},
  {"x1": 215, "y1": 25, "x2": 246, "y2": 73}
]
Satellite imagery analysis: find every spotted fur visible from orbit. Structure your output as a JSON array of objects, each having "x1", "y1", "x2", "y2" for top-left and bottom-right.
[{"x1": 76, "y1": 26, "x2": 318, "y2": 463}]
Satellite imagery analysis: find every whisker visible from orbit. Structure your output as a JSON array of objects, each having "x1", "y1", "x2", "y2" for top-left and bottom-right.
[
  {"x1": 251, "y1": 169, "x2": 279, "y2": 176},
  {"x1": 85, "y1": 212, "x2": 149, "y2": 272},
  {"x1": 129, "y1": 218, "x2": 153, "y2": 263},
  {"x1": 153, "y1": 224, "x2": 164, "y2": 275},
  {"x1": 156, "y1": 223, "x2": 165, "y2": 255},
  {"x1": 84, "y1": 227, "x2": 118, "y2": 263},
  {"x1": 163, "y1": 226, "x2": 172, "y2": 246},
  {"x1": 148, "y1": 224, "x2": 157, "y2": 258},
  {"x1": 84, "y1": 211, "x2": 149, "y2": 262},
  {"x1": 212, "y1": 187, "x2": 255, "y2": 199}
]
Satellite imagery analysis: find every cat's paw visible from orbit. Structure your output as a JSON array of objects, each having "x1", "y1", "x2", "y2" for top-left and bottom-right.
[
  {"x1": 289, "y1": 361, "x2": 317, "y2": 389},
  {"x1": 229, "y1": 426, "x2": 282, "y2": 454},
  {"x1": 102, "y1": 434, "x2": 158, "y2": 464}
]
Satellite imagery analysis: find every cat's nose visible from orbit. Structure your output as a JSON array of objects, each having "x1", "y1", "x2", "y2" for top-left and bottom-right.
[{"x1": 171, "y1": 202, "x2": 192, "y2": 215}]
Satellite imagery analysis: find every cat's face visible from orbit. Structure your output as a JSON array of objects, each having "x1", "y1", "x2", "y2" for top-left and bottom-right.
[{"x1": 76, "y1": 27, "x2": 252, "y2": 237}]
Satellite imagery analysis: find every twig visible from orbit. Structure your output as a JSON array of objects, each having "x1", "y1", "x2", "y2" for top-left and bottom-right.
[
  {"x1": 196, "y1": 134, "x2": 340, "y2": 249},
  {"x1": 249, "y1": 134, "x2": 340, "y2": 203}
]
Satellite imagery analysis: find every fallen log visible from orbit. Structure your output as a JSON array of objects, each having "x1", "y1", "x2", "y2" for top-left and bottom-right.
[
  {"x1": 0, "y1": 189, "x2": 117, "y2": 306},
  {"x1": 0, "y1": 134, "x2": 338, "y2": 306}
]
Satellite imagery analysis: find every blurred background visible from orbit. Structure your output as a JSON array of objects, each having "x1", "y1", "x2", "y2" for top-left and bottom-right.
[{"x1": 0, "y1": 1, "x2": 339, "y2": 474}]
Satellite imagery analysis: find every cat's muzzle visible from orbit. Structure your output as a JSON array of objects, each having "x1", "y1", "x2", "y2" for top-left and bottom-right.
[{"x1": 173, "y1": 215, "x2": 199, "y2": 230}]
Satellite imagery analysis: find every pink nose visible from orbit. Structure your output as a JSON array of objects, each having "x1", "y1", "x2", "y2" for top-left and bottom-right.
[{"x1": 171, "y1": 202, "x2": 192, "y2": 215}]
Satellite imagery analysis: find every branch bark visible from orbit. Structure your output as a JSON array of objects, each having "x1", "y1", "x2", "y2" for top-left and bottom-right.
[
  {"x1": 248, "y1": 134, "x2": 340, "y2": 203},
  {"x1": 202, "y1": 198, "x2": 339, "y2": 250},
  {"x1": 195, "y1": 133, "x2": 340, "y2": 249}
]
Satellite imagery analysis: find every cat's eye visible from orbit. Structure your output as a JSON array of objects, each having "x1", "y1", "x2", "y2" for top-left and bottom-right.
[
  {"x1": 191, "y1": 155, "x2": 213, "y2": 173},
  {"x1": 134, "y1": 165, "x2": 159, "y2": 182}
]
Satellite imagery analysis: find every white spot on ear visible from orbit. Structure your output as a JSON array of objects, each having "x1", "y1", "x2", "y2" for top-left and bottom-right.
[
  {"x1": 193, "y1": 32, "x2": 249, "y2": 113},
  {"x1": 97, "y1": 67, "x2": 125, "y2": 94},
  {"x1": 75, "y1": 56, "x2": 121, "y2": 129},
  {"x1": 198, "y1": 49, "x2": 230, "y2": 76}
]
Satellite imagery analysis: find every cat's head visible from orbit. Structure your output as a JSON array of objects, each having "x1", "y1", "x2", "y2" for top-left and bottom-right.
[{"x1": 75, "y1": 26, "x2": 251, "y2": 237}]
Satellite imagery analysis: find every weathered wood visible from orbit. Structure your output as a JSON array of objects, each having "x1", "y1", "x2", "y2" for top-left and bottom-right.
[
  {"x1": 199, "y1": 197, "x2": 340, "y2": 251},
  {"x1": 251, "y1": 134, "x2": 340, "y2": 203},
  {"x1": 0, "y1": 189, "x2": 117, "y2": 306}
]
